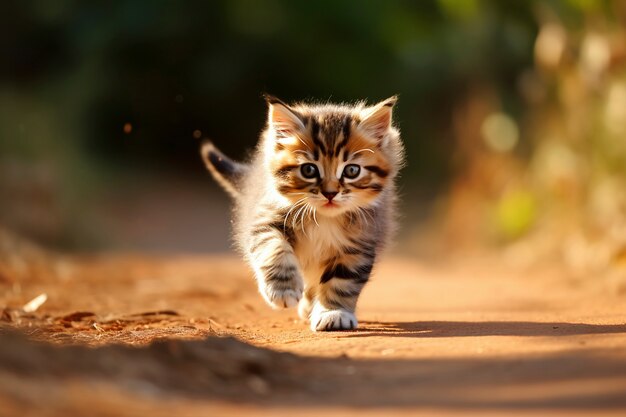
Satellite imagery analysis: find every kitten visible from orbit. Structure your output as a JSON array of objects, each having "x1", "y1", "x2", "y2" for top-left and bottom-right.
[{"x1": 201, "y1": 96, "x2": 404, "y2": 331}]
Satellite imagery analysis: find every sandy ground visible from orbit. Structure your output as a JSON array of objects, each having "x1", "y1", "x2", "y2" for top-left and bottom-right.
[{"x1": 1, "y1": 233, "x2": 626, "y2": 416}]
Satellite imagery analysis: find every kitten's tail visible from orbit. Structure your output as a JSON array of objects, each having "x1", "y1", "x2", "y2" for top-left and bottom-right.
[{"x1": 200, "y1": 141, "x2": 247, "y2": 199}]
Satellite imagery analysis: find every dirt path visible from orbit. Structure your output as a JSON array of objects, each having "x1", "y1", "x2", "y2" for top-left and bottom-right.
[{"x1": 1, "y1": 241, "x2": 626, "y2": 416}]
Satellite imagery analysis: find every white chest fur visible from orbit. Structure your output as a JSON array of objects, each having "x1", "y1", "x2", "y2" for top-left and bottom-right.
[{"x1": 294, "y1": 217, "x2": 350, "y2": 283}]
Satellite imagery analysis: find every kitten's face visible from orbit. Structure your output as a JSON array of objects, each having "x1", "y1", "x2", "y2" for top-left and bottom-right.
[{"x1": 267, "y1": 97, "x2": 401, "y2": 218}]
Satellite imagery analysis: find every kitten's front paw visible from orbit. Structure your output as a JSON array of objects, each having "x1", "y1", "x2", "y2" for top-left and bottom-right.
[
  {"x1": 310, "y1": 306, "x2": 357, "y2": 331},
  {"x1": 263, "y1": 287, "x2": 302, "y2": 309}
]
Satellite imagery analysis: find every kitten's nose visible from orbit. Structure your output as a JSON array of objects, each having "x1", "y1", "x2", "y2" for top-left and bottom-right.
[{"x1": 322, "y1": 191, "x2": 338, "y2": 201}]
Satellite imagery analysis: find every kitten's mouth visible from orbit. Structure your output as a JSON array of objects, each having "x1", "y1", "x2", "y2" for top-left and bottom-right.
[{"x1": 323, "y1": 201, "x2": 338, "y2": 208}]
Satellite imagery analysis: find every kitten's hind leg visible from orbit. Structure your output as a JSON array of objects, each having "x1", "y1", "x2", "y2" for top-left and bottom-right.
[
  {"x1": 297, "y1": 287, "x2": 316, "y2": 321},
  {"x1": 248, "y1": 224, "x2": 303, "y2": 309}
]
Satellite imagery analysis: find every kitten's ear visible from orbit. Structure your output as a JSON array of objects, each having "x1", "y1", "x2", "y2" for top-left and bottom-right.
[
  {"x1": 265, "y1": 95, "x2": 305, "y2": 138},
  {"x1": 358, "y1": 96, "x2": 397, "y2": 141}
]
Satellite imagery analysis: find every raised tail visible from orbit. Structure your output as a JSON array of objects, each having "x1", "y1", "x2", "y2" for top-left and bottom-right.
[{"x1": 200, "y1": 141, "x2": 248, "y2": 199}]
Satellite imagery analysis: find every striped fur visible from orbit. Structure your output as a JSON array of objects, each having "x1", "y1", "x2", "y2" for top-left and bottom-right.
[{"x1": 201, "y1": 96, "x2": 404, "y2": 331}]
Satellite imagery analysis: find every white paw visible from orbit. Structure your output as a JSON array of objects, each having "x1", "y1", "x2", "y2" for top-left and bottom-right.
[
  {"x1": 263, "y1": 287, "x2": 302, "y2": 309},
  {"x1": 310, "y1": 307, "x2": 357, "y2": 331}
]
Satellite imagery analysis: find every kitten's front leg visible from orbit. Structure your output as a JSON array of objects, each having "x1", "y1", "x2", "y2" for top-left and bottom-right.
[
  {"x1": 248, "y1": 224, "x2": 303, "y2": 309},
  {"x1": 310, "y1": 255, "x2": 374, "y2": 331}
]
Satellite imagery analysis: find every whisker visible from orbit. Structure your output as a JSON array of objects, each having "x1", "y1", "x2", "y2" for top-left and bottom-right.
[
  {"x1": 291, "y1": 202, "x2": 308, "y2": 230},
  {"x1": 292, "y1": 203, "x2": 309, "y2": 237},
  {"x1": 296, "y1": 136, "x2": 312, "y2": 151},
  {"x1": 353, "y1": 148, "x2": 375, "y2": 156},
  {"x1": 358, "y1": 209, "x2": 367, "y2": 228},
  {"x1": 283, "y1": 198, "x2": 307, "y2": 229},
  {"x1": 362, "y1": 207, "x2": 375, "y2": 225},
  {"x1": 300, "y1": 206, "x2": 309, "y2": 236},
  {"x1": 357, "y1": 207, "x2": 371, "y2": 228},
  {"x1": 301, "y1": 205, "x2": 313, "y2": 236}
]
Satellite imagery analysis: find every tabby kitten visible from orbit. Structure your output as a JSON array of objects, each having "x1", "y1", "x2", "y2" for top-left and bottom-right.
[{"x1": 201, "y1": 96, "x2": 404, "y2": 331}]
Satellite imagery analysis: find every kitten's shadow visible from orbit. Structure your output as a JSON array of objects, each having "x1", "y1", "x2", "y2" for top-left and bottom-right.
[{"x1": 350, "y1": 320, "x2": 626, "y2": 338}]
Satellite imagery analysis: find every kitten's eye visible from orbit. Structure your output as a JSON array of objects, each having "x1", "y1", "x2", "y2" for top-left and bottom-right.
[
  {"x1": 300, "y1": 163, "x2": 319, "y2": 179},
  {"x1": 342, "y1": 164, "x2": 361, "y2": 179}
]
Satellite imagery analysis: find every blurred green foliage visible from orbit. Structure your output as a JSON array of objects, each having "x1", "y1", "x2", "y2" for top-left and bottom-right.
[{"x1": 1, "y1": 0, "x2": 537, "y2": 184}]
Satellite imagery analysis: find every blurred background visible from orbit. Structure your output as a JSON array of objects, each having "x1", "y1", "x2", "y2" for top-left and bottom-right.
[{"x1": 1, "y1": 0, "x2": 625, "y2": 279}]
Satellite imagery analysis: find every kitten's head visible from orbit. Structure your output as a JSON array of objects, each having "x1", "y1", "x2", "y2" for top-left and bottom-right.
[{"x1": 265, "y1": 96, "x2": 404, "y2": 218}]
